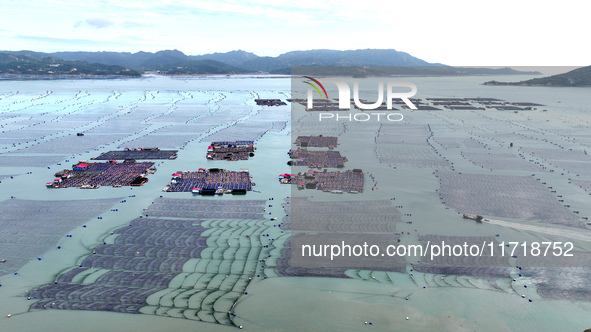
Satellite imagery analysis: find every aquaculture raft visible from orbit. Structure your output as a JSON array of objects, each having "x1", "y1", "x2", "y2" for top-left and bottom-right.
[
  {"x1": 302, "y1": 99, "x2": 340, "y2": 111},
  {"x1": 255, "y1": 99, "x2": 287, "y2": 106},
  {"x1": 28, "y1": 198, "x2": 269, "y2": 323},
  {"x1": 283, "y1": 169, "x2": 364, "y2": 193},
  {"x1": 206, "y1": 141, "x2": 255, "y2": 161},
  {"x1": 92, "y1": 147, "x2": 178, "y2": 160},
  {"x1": 295, "y1": 135, "x2": 338, "y2": 148},
  {"x1": 48, "y1": 161, "x2": 155, "y2": 188},
  {"x1": 165, "y1": 169, "x2": 253, "y2": 194},
  {"x1": 287, "y1": 149, "x2": 347, "y2": 168}
]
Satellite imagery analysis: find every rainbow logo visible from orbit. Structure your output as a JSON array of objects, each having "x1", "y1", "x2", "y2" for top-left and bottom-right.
[{"x1": 303, "y1": 76, "x2": 328, "y2": 99}]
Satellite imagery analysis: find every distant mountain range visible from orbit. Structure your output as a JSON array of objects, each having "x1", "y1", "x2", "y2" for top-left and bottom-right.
[
  {"x1": 484, "y1": 65, "x2": 591, "y2": 87},
  {"x1": 3, "y1": 49, "x2": 438, "y2": 75},
  {"x1": 0, "y1": 53, "x2": 141, "y2": 77},
  {"x1": 0, "y1": 48, "x2": 544, "y2": 77}
]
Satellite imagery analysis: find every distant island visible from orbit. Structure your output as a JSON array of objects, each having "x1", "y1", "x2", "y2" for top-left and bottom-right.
[
  {"x1": 484, "y1": 65, "x2": 591, "y2": 87},
  {"x1": 0, "y1": 49, "x2": 543, "y2": 78},
  {"x1": 291, "y1": 66, "x2": 541, "y2": 77}
]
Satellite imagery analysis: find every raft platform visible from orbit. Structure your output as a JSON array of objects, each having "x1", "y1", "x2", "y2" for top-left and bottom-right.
[
  {"x1": 165, "y1": 169, "x2": 253, "y2": 193},
  {"x1": 207, "y1": 141, "x2": 255, "y2": 161},
  {"x1": 48, "y1": 161, "x2": 155, "y2": 188},
  {"x1": 295, "y1": 135, "x2": 338, "y2": 148},
  {"x1": 285, "y1": 169, "x2": 364, "y2": 193},
  {"x1": 287, "y1": 149, "x2": 347, "y2": 168},
  {"x1": 255, "y1": 99, "x2": 287, "y2": 106}
]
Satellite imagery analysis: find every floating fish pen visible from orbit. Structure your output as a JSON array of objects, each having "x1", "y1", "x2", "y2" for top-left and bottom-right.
[
  {"x1": 425, "y1": 97, "x2": 542, "y2": 109},
  {"x1": 307, "y1": 103, "x2": 340, "y2": 110},
  {"x1": 255, "y1": 99, "x2": 287, "y2": 106},
  {"x1": 350, "y1": 99, "x2": 423, "y2": 110},
  {"x1": 295, "y1": 135, "x2": 338, "y2": 148},
  {"x1": 490, "y1": 105, "x2": 529, "y2": 111},
  {"x1": 479, "y1": 102, "x2": 505, "y2": 106},
  {"x1": 206, "y1": 141, "x2": 255, "y2": 161},
  {"x1": 304, "y1": 102, "x2": 341, "y2": 111},
  {"x1": 427, "y1": 98, "x2": 469, "y2": 102},
  {"x1": 92, "y1": 148, "x2": 178, "y2": 160},
  {"x1": 287, "y1": 149, "x2": 346, "y2": 168},
  {"x1": 166, "y1": 169, "x2": 253, "y2": 194},
  {"x1": 352, "y1": 103, "x2": 398, "y2": 111},
  {"x1": 47, "y1": 161, "x2": 154, "y2": 188},
  {"x1": 511, "y1": 102, "x2": 544, "y2": 106},
  {"x1": 445, "y1": 106, "x2": 486, "y2": 110},
  {"x1": 285, "y1": 169, "x2": 364, "y2": 193},
  {"x1": 361, "y1": 105, "x2": 397, "y2": 110},
  {"x1": 390, "y1": 98, "x2": 423, "y2": 105},
  {"x1": 305, "y1": 99, "x2": 334, "y2": 104},
  {"x1": 401, "y1": 105, "x2": 441, "y2": 110},
  {"x1": 432, "y1": 101, "x2": 471, "y2": 106},
  {"x1": 340, "y1": 101, "x2": 431, "y2": 110},
  {"x1": 466, "y1": 98, "x2": 504, "y2": 102},
  {"x1": 278, "y1": 173, "x2": 297, "y2": 184}
]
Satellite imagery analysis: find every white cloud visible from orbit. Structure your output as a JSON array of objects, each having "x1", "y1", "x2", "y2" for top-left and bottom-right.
[
  {"x1": 0, "y1": 0, "x2": 588, "y2": 64},
  {"x1": 77, "y1": 18, "x2": 114, "y2": 29}
]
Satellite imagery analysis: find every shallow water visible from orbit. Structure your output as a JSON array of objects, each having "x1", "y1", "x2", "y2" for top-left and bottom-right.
[{"x1": 1, "y1": 74, "x2": 591, "y2": 331}]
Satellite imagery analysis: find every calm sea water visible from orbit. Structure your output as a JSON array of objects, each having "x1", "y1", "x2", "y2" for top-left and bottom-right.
[{"x1": 1, "y1": 74, "x2": 590, "y2": 332}]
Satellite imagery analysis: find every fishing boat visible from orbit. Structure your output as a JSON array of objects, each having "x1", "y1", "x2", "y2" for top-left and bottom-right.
[{"x1": 463, "y1": 214, "x2": 483, "y2": 222}]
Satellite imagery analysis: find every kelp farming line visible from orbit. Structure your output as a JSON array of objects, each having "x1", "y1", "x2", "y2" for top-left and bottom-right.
[
  {"x1": 29, "y1": 198, "x2": 271, "y2": 327},
  {"x1": 92, "y1": 148, "x2": 178, "y2": 160},
  {"x1": 0, "y1": 198, "x2": 121, "y2": 276}
]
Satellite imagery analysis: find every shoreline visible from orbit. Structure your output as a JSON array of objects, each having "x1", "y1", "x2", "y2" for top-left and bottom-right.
[{"x1": 0, "y1": 74, "x2": 141, "y2": 81}]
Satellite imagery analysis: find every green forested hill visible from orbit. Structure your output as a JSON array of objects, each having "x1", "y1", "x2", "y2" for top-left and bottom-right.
[{"x1": 0, "y1": 53, "x2": 141, "y2": 77}]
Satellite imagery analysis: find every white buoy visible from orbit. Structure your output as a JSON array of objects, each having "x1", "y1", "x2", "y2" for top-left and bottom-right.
[{"x1": 406, "y1": 317, "x2": 409, "y2": 320}]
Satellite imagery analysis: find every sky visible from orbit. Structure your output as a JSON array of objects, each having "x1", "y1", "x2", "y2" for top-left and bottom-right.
[{"x1": 0, "y1": 0, "x2": 588, "y2": 66}]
